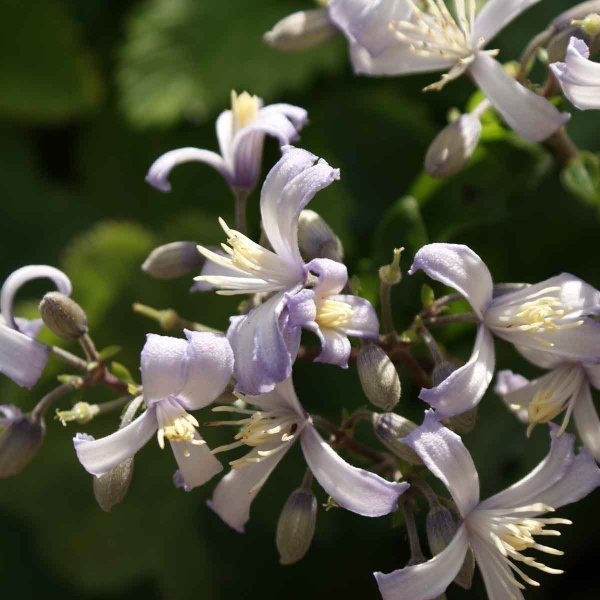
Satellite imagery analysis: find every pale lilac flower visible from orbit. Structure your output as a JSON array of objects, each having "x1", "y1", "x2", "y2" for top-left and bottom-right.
[
  {"x1": 195, "y1": 146, "x2": 378, "y2": 393},
  {"x1": 0, "y1": 265, "x2": 72, "y2": 389},
  {"x1": 409, "y1": 243, "x2": 600, "y2": 418},
  {"x1": 375, "y1": 411, "x2": 600, "y2": 600},
  {"x1": 0, "y1": 405, "x2": 45, "y2": 477},
  {"x1": 328, "y1": 0, "x2": 569, "y2": 142},
  {"x1": 208, "y1": 377, "x2": 408, "y2": 533},
  {"x1": 496, "y1": 349, "x2": 600, "y2": 461},
  {"x1": 74, "y1": 331, "x2": 233, "y2": 491},
  {"x1": 146, "y1": 91, "x2": 308, "y2": 193},
  {"x1": 551, "y1": 37, "x2": 600, "y2": 110}
]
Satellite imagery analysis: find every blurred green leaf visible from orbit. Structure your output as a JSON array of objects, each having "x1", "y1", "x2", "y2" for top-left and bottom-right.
[
  {"x1": 0, "y1": 0, "x2": 102, "y2": 123},
  {"x1": 118, "y1": 0, "x2": 346, "y2": 127},
  {"x1": 561, "y1": 151, "x2": 600, "y2": 207},
  {"x1": 97, "y1": 346, "x2": 123, "y2": 361},
  {"x1": 110, "y1": 361, "x2": 135, "y2": 385}
]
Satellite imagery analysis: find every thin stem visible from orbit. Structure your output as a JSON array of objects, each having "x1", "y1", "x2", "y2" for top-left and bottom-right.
[
  {"x1": 133, "y1": 303, "x2": 222, "y2": 334},
  {"x1": 380, "y1": 280, "x2": 396, "y2": 335},
  {"x1": 518, "y1": 27, "x2": 555, "y2": 82},
  {"x1": 96, "y1": 395, "x2": 132, "y2": 417},
  {"x1": 421, "y1": 312, "x2": 478, "y2": 328},
  {"x1": 401, "y1": 497, "x2": 426, "y2": 564},
  {"x1": 419, "y1": 292, "x2": 464, "y2": 318},
  {"x1": 31, "y1": 382, "x2": 76, "y2": 420},
  {"x1": 340, "y1": 410, "x2": 375, "y2": 431},
  {"x1": 49, "y1": 345, "x2": 88, "y2": 371},
  {"x1": 418, "y1": 326, "x2": 445, "y2": 365},
  {"x1": 300, "y1": 469, "x2": 314, "y2": 491},
  {"x1": 79, "y1": 333, "x2": 100, "y2": 362},
  {"x1": 121, "y1": 395, "x2": 145, "y2": 427},
  {"x1": 407, "y1": 476, "x2": 441, "y2": 509},
  {"x1": 233, "y1": 188, "x2": 250, "y2": 236},
  {"x1": 543, "y1": 127, "x2": 579, "y2": 170}
]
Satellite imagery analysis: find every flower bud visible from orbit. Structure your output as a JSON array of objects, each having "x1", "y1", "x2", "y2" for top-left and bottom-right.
[
  {"x1": 56, "y1": 402, "x2": 100, "y2": 426},
  {"x1": 357, "y1": 344, "x2": 401, "y2": 411},
  {"x1": 372, "y1": 413, "x2": 422, "y2": 465},
  {"x1": 425, "y1": 114, "x2": 481, "y2": 178},
  {"x1": 39, "y1": 292, "x2": 88, "y2": 340},
  {"x1": 264, "y1": 9, "x2": 338, "y2": 52},
  {"x1": 431, "y1": 360, "x2": 457, "y2": 387},
  {"x1": 142, "y1": 241, "x2": 203, "y2": 280},
  {"x1": 379, "y1": 248, "x2": 404, "y2": 286},
  {"x1": 442, "y1": 406, "x2": 478, "y2": 434},
  {"x1": 573, "y1": 13, "x2": 600, "y2": 36},
  {"x1": 553, "y1": 1, "x2": 600, "y2": 32},
  {"x1": 276, "y1": 487, "x2": 317, "y2": 565},
  {"x1": 297, "y1": 210, "x2": 344, "y2": 262},
  {"x1": 0, "y1": 411, "x2": 45, "y2": 477},
  {"x1": 93, "y1": 457, "x2": 135, "y2": 512}
]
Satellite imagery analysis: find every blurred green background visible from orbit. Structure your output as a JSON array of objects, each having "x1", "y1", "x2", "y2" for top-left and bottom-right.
[{"x1": 1, "y1": 0, "x2": 599, "y2": 598}]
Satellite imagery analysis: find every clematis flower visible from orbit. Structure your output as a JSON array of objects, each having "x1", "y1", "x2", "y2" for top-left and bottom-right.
[
  {"x1": 328, "y1": 0, "x2": 568, "y2": 142},
  {"x1": 146, "y1": 91, "x2": 308, "y2": 194},
  {"x1": 409, "y1": 243, "x2": 600, "y2": 418},
  {"x1": 195, "y1": 146, "x2": 379, "y2": 394},
  {"x1": 0, "y1": 265, "x2": 72, "y2": 389},
  {"x1": 550, "y1": 37, "x2": 600, "y2": 110},
  {"x1": 496, "y1": 350, "x2": 600, "y2": 461},
  {"x1": 375, "y1": 411, "x2": 600, "y2": 600},
  {"x1": 207, "y1": 377, "x2": 408, "y2": 533},
  {"x1": 74, "y1": 331, "x2": 233, "y2": 491}
]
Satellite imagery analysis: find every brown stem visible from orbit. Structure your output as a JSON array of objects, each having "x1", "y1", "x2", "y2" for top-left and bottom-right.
[
  {"x1": 543, "y1": 127, "x2": 579, "y2": 170},
  {"x1": 421, "y1": 313, "x2": 478, "y2": 328}
]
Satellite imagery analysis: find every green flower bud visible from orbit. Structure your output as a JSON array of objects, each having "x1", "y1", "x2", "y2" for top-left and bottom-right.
[
  {"x1": 39, "y1": 291, "x2": 88, "y2": 340},
  {"x1": 357, "y1": 344, "x2": 401, "y2": 411},
  {"x1": 264, "y1": 9, "x2": 338, "y2": 52},
  {"x1": 0, "y1": 412, "x2": 45, "y2": 477},
  {"x1": 297, "y1": 210, "x2": 344, "y2": 262},
  {"x1": 442, "y1": 406, "x2": 478, "y2": 434},
  {"x1": 142, "y1": 241, "x2": 203, "y2": 280},
  {"x1": 276, "y1": 487, "x2": 317, "y2": 565},
  {"x1": 379, "y1": 248, "x2": 404, "y2": 286},
  {"x1": 93, "y1": 457, "x2": 135, "y2": 512},
  {"x1": 372, "y1": 412, "x2": 422, "y2": 465}
]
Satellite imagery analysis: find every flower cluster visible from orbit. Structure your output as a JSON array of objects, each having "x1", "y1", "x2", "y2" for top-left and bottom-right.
[{"x1": 3, "y1": 1, "x2": 600, "y2": 599}]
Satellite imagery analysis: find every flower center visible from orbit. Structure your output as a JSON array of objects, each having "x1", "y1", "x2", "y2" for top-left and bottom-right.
[
  {"x1": 524, "y1": 365, "x2": 585, "y2": 437},
  {"x1": 474, "y1": 503, "x2": 571, "y2": 590},
  {"x1": 157, "y1": 412, "x2": 205, "y2": 456},
  {"x1": 231, "y1": 90, "x2": 259, "y2": 132},
  {"x1": 485, "y1": 286, "x2": 584, "y2": 348},
  {"x1": 391, "y1": 0, "x2": 497, "y2": 91},
  {"x1": 315, "y1": 299, "x2": 353, "y2": 329},
  {"x1": 210, "y1": 403, "x2": 304, "y2": 469}
]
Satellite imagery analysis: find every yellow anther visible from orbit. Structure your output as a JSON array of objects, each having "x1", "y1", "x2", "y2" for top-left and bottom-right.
[
  {"x1": 316, "y1": 299, "x2": 353, "y2": 329},
  {"x1": 231, "y1": 90, "x2": 260, "y2": 131}
]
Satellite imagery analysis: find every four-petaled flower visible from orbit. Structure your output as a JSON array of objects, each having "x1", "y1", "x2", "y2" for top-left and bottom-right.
[
  {"x1": 74, "y1": 331, "x2": 233, "y2": 491},
  {"x1": 0, "y1": 265, "x2": 72, "y2": 389},
  {"x1": 409, "y1": 243, "x2": 600, "y2": 418},
  {"x1": 375, "y1": 411, "x2": 600, "y2": 600},
  {"x1": 195, "y1": 146, "x2": 379, "y2": 394},
  {"x1": 328, "y1": 0, "x2": 569, "y2": 141},
  {"x1": 551, "y1": 37, "x2": 600, "y2": 111},
  {"x1": 146, "y1": 91, "x2": 308, "y2": 194},
  {"x1": 207, "y1": 377, "x2": 408, "y2": 532}
]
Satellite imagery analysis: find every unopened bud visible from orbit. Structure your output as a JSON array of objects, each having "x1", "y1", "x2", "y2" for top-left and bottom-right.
[
  {"x1": 431, "y1": 361, "x2": 457, "y2": 387},
  {"x1": 357, "y1": 344, "x2": 401, "y2": 411},
  {"x1": 39, "y1": 292, "x2": 88, "y2": 340},
  {"x1": 553, "y1": 1, "x2": 600, "y2": 32},
  {"x1": 425, "y1": 114, "x2": 481, "y2": 178},
  {"x1": 93, "y1": 457, "x2": 135, "y2": 512},
  {"x1": 379, "y1": 248, "x2": 404, "y2": 286},
  {"x1": 297, "y1": 210, "x2": 344, "y2": 262},
  {"x1": 426, "y1": 504, "x2": 457, "y2": 556},
  {"x1": 264, "y1": 9, "x2": 338, "y2": 52},
  {"x1": 56, "y1": 402, "x2": 100, "y2": 426},
  {"x1": 142, "y1": 241, "x2": 203, "y2": 280},
  {"x1": 372, "y1": 413, "x2": 422, "y2": 465},
  {"x1": 573, "y1": 13, "x2": 600, "y2": 36},
  {"x1": 0, "y1": 411, "x2": 45, "y2": 477},
  {"x1": 442, "y1": 406, "x2": 478, "y2": 434},
  {"x1": 276, "y1": 487, "x2": 317, "y2": 565}
]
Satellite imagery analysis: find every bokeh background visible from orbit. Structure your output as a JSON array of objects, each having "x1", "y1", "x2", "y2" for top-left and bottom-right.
[{"x1": 1, "y1": 0, "x2": 599, "y2": 598}]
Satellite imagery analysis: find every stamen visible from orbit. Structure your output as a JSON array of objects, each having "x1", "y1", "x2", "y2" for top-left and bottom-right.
[
  {"x1": 231, "y1": 90, "x2": 260, "y2": 132},
  {"x1": 316, "y1": 299, "x2": 353, "y2": 329}
]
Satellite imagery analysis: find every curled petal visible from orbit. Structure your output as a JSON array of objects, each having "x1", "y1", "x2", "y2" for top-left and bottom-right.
[
  {"x1": 403, "y1": 411, "x2": 479, "y2": 517},
  {"x1": 140, "y1": 334, "x2": 189, "y2": 405},
  {"x1": 409, "y1": 243, "x2": 493, "y2": 318},
  {"x1": 473, "y1": 0, "x2": 542, "y2": 45},
  {"x1": 480, "y1": 424, "x2": 575, "y2": 510},
  {"x1": 333, "y1": 294, "x2": 379, "y2": 339},
  {"x1": 374, "y1": 525, "x2": 469, "y2": 600},
  {"x1": 145, "y1": 148, "x2": 229, "y2": 193},
  {"x1": 170, "y1": 433, "x2": 222, "y2": 491},
  {"x1": 261, "y1": 104, "x2": 308, "y2": 131},
  {"x1": 208, "y1": 442, "x2": 292, "y2": 533},
  {"x1": 305, "y1": 258, "x2": 348, "y2": 296},
  {"x1": 177, "y1": 331, "x2": 234, "y2": 411},
  {"x1": 419, "y1": 325, "x2": 495, "y2": 418},
  {"x1": 216, "y1": 110, "x2": 234, "y2": 164},
  {"x1": 573, "y1": 383, "x2": 600, "y2": 462},
  {"x1": 469, "y1": 53, "x2": 569, "y2": 142},
  {"x1": 550, "y1": 37, "x2": 600, "y2": 111},
  {"x1": 1, "y1": 265, "x2": 72, "y2": 330},
  {"x1": 313, "y1": 327, "x2": 352, "y2": 368},
  {"x1": 285, "y1": 289, "x2": 318, "y2": 329},
  {"x1": 73, "y1": 408, "x2": 158, "y2": 476},
  {"x1": 301, "y1": 424, "x2": 408, "y2": 516},
  {"x1": 0, "y1": 326, "x2": 49, "y2": 389}
]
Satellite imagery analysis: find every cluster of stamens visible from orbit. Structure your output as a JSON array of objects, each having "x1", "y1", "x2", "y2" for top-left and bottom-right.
[
  {"x1": 488, "y1": 286, "x2": 584, "y2": 347},
  {"x1": 157, "y1": 413, "x2": 205, "y2": 457},
  {"x1": 210, "y1": 403, "x2": 302, "y2": 469},
  {"x1": 475, "y1": 503, "x2": 572, "y2": 592},
  {"x1": 391, "y1": 0, "x2": 497, "y2": 91},
  {"x1": 315, "y1": 298, "x2": 353, "y2": 329},
  {"x1": 231, "y1": 90, "x2": 260, "y2": 132}
]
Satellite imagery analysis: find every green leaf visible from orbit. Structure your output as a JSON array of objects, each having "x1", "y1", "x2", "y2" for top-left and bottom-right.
[
  {"x1": 118, "y1": 0, "x2": 346, "y2": 127},
  {"x1": 420, "y1": 284, "x2": 435, "y2": 309},
  {"x1": 110, "y1": 362, "x2": 135, "y2": 385},
  {"x1": 561, "y1": 152, "x2": 600, "y2": 207},
  {"x1": 0, "y1": 0, "x2": 102, "y2": 123},
  {"x1": 97, "y1": 346, "x2": 123, "y2": 361}
]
